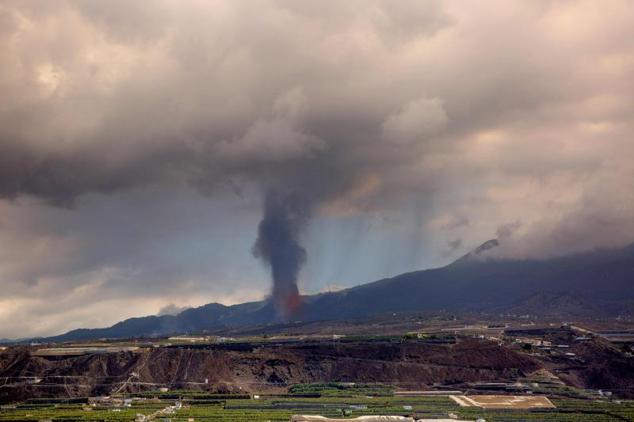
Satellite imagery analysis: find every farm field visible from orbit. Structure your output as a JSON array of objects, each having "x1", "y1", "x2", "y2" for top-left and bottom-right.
[
  {"x1": 1, "y1": 384, "x2": 633, "y2": 422},
  {"x1": 449, "y1": 394, "x2": 555, "y2": 409}
]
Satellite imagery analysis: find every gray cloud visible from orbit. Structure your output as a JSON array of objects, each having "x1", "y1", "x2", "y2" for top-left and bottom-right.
[
  {"x1": 0, "y1": 0, "x2": 634, "y2": 337},
  {"x1": 157, "y1": 304, "x2": 191, "y2": 316}
]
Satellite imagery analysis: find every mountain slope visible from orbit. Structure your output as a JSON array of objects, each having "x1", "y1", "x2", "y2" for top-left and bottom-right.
[{"x1": 39, "y1": 240, "x2": 634, "y2": 342}]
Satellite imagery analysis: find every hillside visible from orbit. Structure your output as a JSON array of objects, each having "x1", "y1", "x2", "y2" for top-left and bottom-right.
[{"x1": 30, "y1": 240, "x2": 634, "y2": 342}]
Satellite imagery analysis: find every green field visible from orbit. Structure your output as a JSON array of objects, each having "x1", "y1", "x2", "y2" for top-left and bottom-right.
[{"x1": 1, "y1": 384, "x2": 633, "y2": 421}]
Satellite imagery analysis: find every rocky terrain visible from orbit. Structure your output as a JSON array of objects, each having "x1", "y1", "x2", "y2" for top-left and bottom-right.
[
  {"x1": 0, "y1": 339, "x2": 536, "y2": 403},
  {"x1": 2, "y1": 329, "x2": 633, "y2": 403}
]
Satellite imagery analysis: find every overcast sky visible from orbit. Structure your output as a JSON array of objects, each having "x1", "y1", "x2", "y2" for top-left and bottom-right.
[{"x1": 1, "y1": 0, "x2": 633, "y2": 338}]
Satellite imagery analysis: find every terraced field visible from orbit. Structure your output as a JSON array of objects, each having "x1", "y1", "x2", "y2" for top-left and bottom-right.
[{"x1": 1, "y1": 384, "x2": 633, "y2": 421}]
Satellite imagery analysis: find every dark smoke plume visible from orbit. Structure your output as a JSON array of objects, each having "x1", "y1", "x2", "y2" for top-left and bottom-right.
[{"x1": 252, "y1": 191, "x2": 310, "y2": 317}]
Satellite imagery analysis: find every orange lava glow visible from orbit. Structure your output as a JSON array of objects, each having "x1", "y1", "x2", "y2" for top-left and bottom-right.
[{"x1": 279, "y1": 291, "x2": 302, "y2": 317}]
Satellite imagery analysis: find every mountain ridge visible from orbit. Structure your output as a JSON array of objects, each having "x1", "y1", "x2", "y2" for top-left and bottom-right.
[{"x1": 12, "y1": 240, "x2": 634, "y2": 343}]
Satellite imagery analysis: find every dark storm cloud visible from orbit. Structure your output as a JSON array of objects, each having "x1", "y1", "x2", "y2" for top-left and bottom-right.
[
  {"x1": 0, "y1": 0, "x2": 455, "y2": 208},
  {"x1": 1, "y1": 0, "x2": 634, "y2": 337}
]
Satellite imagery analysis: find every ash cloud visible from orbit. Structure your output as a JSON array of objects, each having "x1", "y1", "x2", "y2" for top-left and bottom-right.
[{"x1": 252, "y1": 192, "x2": 310, "y2": 317}]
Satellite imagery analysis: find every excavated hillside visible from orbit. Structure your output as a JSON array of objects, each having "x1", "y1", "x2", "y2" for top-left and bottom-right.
[{"x1": 0, "y1": 339, "x2": 539, "y2": 403}]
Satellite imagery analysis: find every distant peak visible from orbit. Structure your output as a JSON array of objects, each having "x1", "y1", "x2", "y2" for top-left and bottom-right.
[
  {"x1": 473, "y1": 239, "x2": 499, "y2": 254},
  {"x1": 453, "y1": 239, "x2": 499, "y2": 264}
]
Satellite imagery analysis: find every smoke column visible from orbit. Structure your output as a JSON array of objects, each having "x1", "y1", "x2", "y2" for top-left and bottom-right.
[{"x1": 252, "y1": 191, "x2": 310, "y2": 317}]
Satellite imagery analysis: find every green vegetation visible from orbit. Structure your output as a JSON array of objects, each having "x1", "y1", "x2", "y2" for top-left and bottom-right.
[
  {"x1": 1, "y1": 385, "x2": 633, "y2": 421},
  {"x1": 133, "y1": 391, "x2": 250, "y2": 400},
  {"x1": 289, "y1": 383, "x2": 394, "y2": 397}
]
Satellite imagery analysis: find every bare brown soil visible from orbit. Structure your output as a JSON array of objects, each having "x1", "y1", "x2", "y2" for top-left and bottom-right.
[
  {"x1": 0, "y1": 339, "x2": 537, "y2": 403},
  {"x1": 2, "y1": 331, "x2": 633, "y2": 403},
  {"x1": 452, "y1": 395, "x2": 555, "y2": 409}
]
